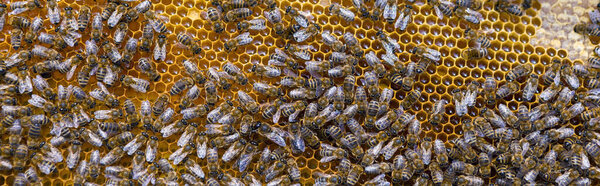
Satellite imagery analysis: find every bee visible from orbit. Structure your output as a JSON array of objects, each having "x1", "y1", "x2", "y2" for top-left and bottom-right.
[
  {"x1": 9, "y1": 0, "x2": 41, "y2": 16},
  {"x1": 391, "y1": 5, "x2": 412, "y2": 31},
  {"x1": 482, "y1": 77, "x2": 497, "y2": 105},
  {"x1": 498, "y1": 103, "x2": 518, "y2": 127},
  {"x1": 112, "y1": 22, "x2": 128, "y2": 46},
  {"x1": 429, "y1": 99, "x2": 447, "y2": 126},
  {"x1": 122, "y1": 6, "x2": 140, "y2": 23},
  {"x1": 222, "y1": 0, "x2": 257, "y2": 11},
  {"x1": 169, "y1": 143, "x2": 195, "y2": 165},
  {"x1": 106, "y1": 131, "x2": 134, "y2": 150},
  {"x1": 237, "y1": 18, "x2": 266, "y2": 32},
  {"x1": 522, "y1": 74, "x2": 538, "y2": 101},
  {"x1": 32, "y1": 153, "x2": 56, "y2": 175},
  {"x1": 454, "y1": 6, "x2": 484, "y2": 24},
  {"x1": 462, "y1": 47, "x2": 488, "y2": 60},
  {"x1": 561, "y1": 102, "x2": 584, "y2": 121},
  {"x1": 107, "y1": 4, "x2": 127, "y2": 28},
  {"x1": 401, "y1": 90, "x2": 421, "y2": 109},
  {"x1": 169, "y1": 77, "x2": 194, "y2": 96},
  {"x1": 45, "y1": 0, "x2": 60, "y2": 25},
  {"x1": 292, "y1": 22, "x2": 320, "y2": 42},
  {"x1": 328, "y1": 3, "x2": 355, "y2": 22},
  {"x1": 175, "y1": 33, "x2": 202, "y2": 55},
  {"x1": 224, "y1": 7, "x2": 252, "y2": 22},
  {"x1": 376, "y1": 31, "x2": 401, "y2": 54},
  {"x1": 504, "y1": 63, "x2": 533, "y2": 82},
  {"x1": 10, "y1": 16, "x2": 30, "y2": 29},
  {"x1": 225, "y1": 32, "x2": 253, "y2": 51},
  {"x1": 136, "y1": 58, "x2": 160, "y2": 81},
  {"x1": 313, "y1": 172, "x2": 344, "y2": 186},
  {"x1": 27, "y1": 94, "x2": 57, "y2": 114},
  {"x1": 10, "y1": 28, "x2": 23, "y2": 50},
  {"x1": 152, "y1": 34, "x2": 167, "y2": 61},
  {"x1": 90, "y1": 14, "x2": 103, "y2": 41},
  {"x1": 144, "y1": 10, "x2": 169, "y2": 33},
  {"x1": 206, "y1": 147, "x2": 220, "y2": 176},
  {"x1": 285, "y1": 6, "x2": 313, "y2": 28},
  {"x1": 429, "y1": 0, "x2": 455, "y2": 19},
  {"x1": 495, "y1": 0, "x2": 523, "y2": 16},
  {"x1": 150, "y1": 94, "x2": 169, "y2": 117},
  {"x1": 77, "y1": 5, "x2": 91, "y2": 31},
  {"x1": 321, "y1": 30, "x2": 345, "y2": 52}
]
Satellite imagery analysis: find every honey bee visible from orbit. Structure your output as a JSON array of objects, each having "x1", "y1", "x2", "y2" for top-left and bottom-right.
[
  {"x1": 106, "y1": 4, "x2": 126, "y2": 28},
  {"x1": 285, "y1": 6, "x2": 314, "y2": 28},
  {"x1": 539, "y1": 83, "x2": 561, "y2": 102},
  {"x1": 454, "y1": 6, "x2": 484, "y2": 24},
  {"x1": 253, "y1": 82, "x2": 281, "y2": 97},
  {"x1": 137, "y1": 58, "x2": 160, "y2": 81},
  {"x1": 482, "y1": 77, "x2": 497, "y2": 105},
  {"x1": 292, "y1": 23, "x2": 320, "y2": 43},
  {"x1": 90, "y1": 14, "x2": 103, "y2": 42},
  {"x1": 32, "y1": 153, "x2": 56, "y2": 175},
  {"x1": 152, "y1": 34, "x2": 167, "y2": 61},
  {"x1": 169, "y1": 77, "x2": 194, "y2": 96},
  {"x1": 10, "y1": 16, "x2": 30, "y2": 30},
  {"x1": 182, "y1": 60, "x2": 207, "y2": 84},
  {"x1": 328, "y1": 3, "x2": 355, "y2": 22},
  {"x1": 153, "y1": 108, "x2": 174, "y2": 132},
  {"x1": 376, "y1": 31, "x2": 401, "y2": 54},
  {"x1": 99, "y1": 146, "x2": 124, "y2": 166},
  {"x1": 88, "y1": 82, "x2": 119, "y2": 108},
  {"x1": 522, "y1": 74, "x2": 539, "y2": 101},
  {"x1": 462, "y1": 47, "x2": 489, "y2": 60},
  {"x1": 152, "y1": 94, "x2": 169, "y2": 116},
  {"x1": 113, "y1": 22, "x2": 127, "y2": 46},
  {"x1": 9, "y1": 0, "x2": 41, "y2": 16},
  {"x1": 76, "y1": 5, "x2": 91, "y2": 31},
  {"x1": 321, "y1": 30, "x2": 345, "y2": 52},
  {"x1": 236, "y1": 17, "x2": 266, "y2": 32},
  {"x1": 225, "y1": 32, "x2": 253, "y2": 51},
  {"x1": 222, "y1": 0, "x2": 257, "y2": 11},
  {"x1": 224, "y1": 7, "x2": 252, "y2": 22},
  {"x1": 169, "y1": 143, "x2": 195, "y2": 165},
  {"x1": 429, "y1": 99, "x2": 447, "y2": 126},
  {"x1": 144, "y1": 10, "x2": 169, "y2": 33},
  {"x1": 401, "y1": 90, "x2": 421, "y2": 109},
  {"x1": 495, "y1": 0, "x2": 523, "y2": 16},
  {"x1": 561, "y1": 102, "x2": 584, "y2": 121},
  {"x1": 10, "y1": 28, "x2": 23, "y2": 50},
  {"x1": 45, "y1": 0, "x2": 60, "y2": 25}
]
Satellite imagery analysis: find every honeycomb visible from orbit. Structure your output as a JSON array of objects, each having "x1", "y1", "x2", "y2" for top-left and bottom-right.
[{"x1": 0, "y1": 0, "x2": 597, "y2": 185}]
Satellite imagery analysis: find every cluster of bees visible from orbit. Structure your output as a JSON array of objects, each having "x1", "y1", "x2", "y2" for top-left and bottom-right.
[{"x1": 0, "y1": 0, "x2": 599, "y2": 185}]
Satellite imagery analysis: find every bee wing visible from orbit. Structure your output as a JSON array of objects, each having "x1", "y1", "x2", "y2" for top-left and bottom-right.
[
  {"x1": 293, "y1": 15, "x2": 309, "y2": 28},
  {"x1": 130, "y1": 78, "x2": 150, "y2": 93},
  {"x1": 94, "y1": 110, "x2": 113, "y2": 120},
  {"x1": 145, "y1": 142, "x2": 157, "y2": 162},
  {"x1": 383, "y1": 4, "x2": 397, "y2": 21},
  {"x1": 33, "y1": 75, "x2": 49, "y2": 92},
  {"x1": 19, "y1": 75, "x2": 33, "y2": 94},
  {"x1": 28, "y1": 94, "x2": 47, "y2": 108},
  {"x1": 123, "y1": 137, "x2": 143, "y2": 155},
  {"x1": 84, "y1": 130, "x2": 103, "y2": 147},
  {"x1": 375, "y1": 0, "x2": 387, "y2": 9},
  {"x1": 293, "y1": 28, "x2": 310, "y2": 42},
  {"x1": 273, "y1": 105, "x2": 282, "y2": 124},
  {"x1": 319, "y1": 156, "x2": 339, "y2": 163},
  {"x1": 153, "y1": 42, "x2": 162, "y2": 61},
  {"x1": 237, "y1": 152, "x2": 254, "y2": 172},
  {"x1": 140, "y1": 100, "x2": 151, "y2": 116},
  {"x1": 103, "y1": 67, "x2": 115, "y2": 85},
  {"x1": 249, "y1": 18, "x2": 266, "y2": 30},
  {"x1": 266, "y1": 130, "x2": 287, "y2": 147},
  {"x1": 466, "y1": 8, "x2": 483, "y2": 21},
  {"x1": 222, "y1": 144, "x2": 242, "y2": 162}
]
